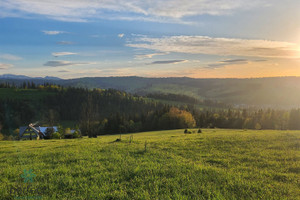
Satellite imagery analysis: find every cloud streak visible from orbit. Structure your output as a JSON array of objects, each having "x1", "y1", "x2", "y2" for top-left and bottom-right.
[
  {"x1": 58, "y1": 70, "x2": 70, "y2": 73},
  {"x1": 0, "y1": 54, "x2": 22, "y2": 60},
  {"x1": 207, "y1": 59, "x2": 267, "y2": 69},
  {"x1": 0, "y1": 63, "x2": 13, "y2": 69},
  {"x1": 42, "y1": 30, "x2": 66, "y2": 35},
  {"x1": 52, "y1": 52, "x2": 77, "y2": 57},
  {"x1": 127, "y1": 35, "x2": 300, "y2": 59},
  {"x1": 149, "y1": 60, "x2": 187, "y2": 65},
  {"x1": 135, "y1": 52, "x2": 169, "y2": 59},
  {"x1": 57, "y1": 41, "x2": 74, "y2": 45},
  {"x1": 44, "y1": 61, "x2": 95, "y2": 67},
  {"x1": 0, "y1": 0, "x2": 268, "y2": 23}
]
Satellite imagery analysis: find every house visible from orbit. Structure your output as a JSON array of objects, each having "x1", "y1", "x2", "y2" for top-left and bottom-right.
[{"x1": 19, "y1": 123, "x2": 58, "y2": 140}]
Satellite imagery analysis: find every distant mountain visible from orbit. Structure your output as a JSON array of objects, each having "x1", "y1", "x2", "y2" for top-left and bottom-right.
[
  {"x1": 1, "y1": 75, "x2": 300, "y2": 108},
  {"x1": 0, "y1": 74, "x2": 62, "y2": 80},
  {"x1": 0, "y1": 74, "x2": 33, "y2": 80},
  {"x1": 43, "y1": 76, "x2": 62, "y2": 80}
]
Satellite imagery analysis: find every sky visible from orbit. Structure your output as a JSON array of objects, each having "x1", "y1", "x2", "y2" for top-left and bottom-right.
[{"x1": 0, "y1": 0, "x2": 299, "y2": 79}]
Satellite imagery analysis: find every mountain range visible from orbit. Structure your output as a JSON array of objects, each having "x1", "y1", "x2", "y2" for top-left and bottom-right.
[{"x1": 1, "y1": 74, "x2": 300, "y2": 108}]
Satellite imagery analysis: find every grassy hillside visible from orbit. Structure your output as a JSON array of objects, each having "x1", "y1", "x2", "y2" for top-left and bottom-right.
[{"x1": 0, "y1": 129, "x2": 299, "y2": 199}]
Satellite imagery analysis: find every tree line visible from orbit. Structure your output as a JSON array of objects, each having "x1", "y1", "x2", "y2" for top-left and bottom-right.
[{"x1": 0, "y1": 83, "x2": 300, "y2": 138}]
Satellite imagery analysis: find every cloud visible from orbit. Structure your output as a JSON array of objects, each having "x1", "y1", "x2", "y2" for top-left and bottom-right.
[
  {"x1": 58, "y1": 70, "x2": 70, "y2": 73},
  {"x1": 127, "y1": 35, "x2": 300, "y2": 59},
  {"x1": 207, "y1": 58, "x2": 267, "y2": 69},
  {"x1": 221, "y1": 59, "x2": 248, "y2": 63},
  {"x1": 149, "y1": 60, "x2": 187, "y2": 65},
  {"x1": 0, "y1": 63, "x2": 13, "y2": 69},
  {"x1": 118, "y1": 33, "x2": 124, "y2": 38},
  {"x1": 57, "y1": 41, "x2": 74, "y2": 45},
  {"x1": 0, "y1": 0, "x2": 268, "y2": 23},
  {"x1": 0, "y1": 54, "x2": 22, "y2": 60},
  {"x1": 44, "y1": 61, "x2": 95, "y2": 67},
  {"x1": 135, "y1": 52, "x2": 169, "y2": 59},
  {"x1": 52, "y1": 52, "x2": 77, "y2": 57},
  {"x1": 42, "y1": 30, "x2": 66, "y2": 35}
]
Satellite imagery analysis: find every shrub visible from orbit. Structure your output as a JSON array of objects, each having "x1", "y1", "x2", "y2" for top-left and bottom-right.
[
  {"x1": 184, "y1": 129, "x2": 192, "y2": 134},
  {"x1": 4, "y1": 135, "x2": 14, "y2": 141},
  {"x1": 73, "y1": 131, "x2": 82, "y2": 139},
  {"x1": 255, "y1": 123, "x2": 262, "y2": 130},
  {"x1": 51, "y1": 132, "x2": 61, "y2": 139},
  {"x1": 198, "y1": 129, "x2": 202, "y2": 133}
]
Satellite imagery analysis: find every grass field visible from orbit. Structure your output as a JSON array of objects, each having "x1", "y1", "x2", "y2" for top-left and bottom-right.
[{"x1": 0, "y1": 129, "x2": 299, "y2": 199}]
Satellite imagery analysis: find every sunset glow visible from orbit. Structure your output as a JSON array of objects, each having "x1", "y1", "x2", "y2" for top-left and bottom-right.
[{"x1": 0, "y1": 0, "x2": 299, "y2": 78}]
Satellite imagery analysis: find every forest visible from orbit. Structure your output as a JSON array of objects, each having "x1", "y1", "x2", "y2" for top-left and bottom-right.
[{"x1": 0, "y1": 82, "x2": 300, "y2": 139}]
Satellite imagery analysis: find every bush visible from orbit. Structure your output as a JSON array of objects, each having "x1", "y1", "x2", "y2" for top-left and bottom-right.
[
  {"x1": 184, "y1": 129, "x2": 192, "y2": 134},
  {"x1": 255, "y1": 123, "x2": 262, "y2": 130},
  {"x1": 198, "y1": 129, "x2": 202, "y2": 133},
  {"x1": 73, "y1": 131, "x2": 82, "y2": 139},
  {"x1": 51, "y1": 132, "x2": 61, "y2": 139},
  {"x1": 4, "y1": 135, "x2": 14, "y2": 141}
]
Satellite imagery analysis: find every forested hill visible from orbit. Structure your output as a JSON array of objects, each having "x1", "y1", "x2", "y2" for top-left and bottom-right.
[
  {"x1": 1, "y1": 85, "x2": 300, "y2": 138},
  {"x1": 1, "y1": 75, "x2": 300, "y2": 107},
  {"x1": 62, "y1": 76, "x2": 300, "y2": 108}
]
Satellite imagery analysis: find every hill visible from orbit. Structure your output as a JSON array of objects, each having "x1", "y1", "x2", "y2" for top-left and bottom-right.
[
  {"x1": 0, "y1": 129, "x2": 299, "y2": 199},
  {"x1": 63, "y1": 76, "x2": 300, "y2": 108},
  {"x1": 1, "y1": 76, "x2": 300, "y2": 108},
  {"x1": 1, "y1": 85, "x2": 300, "y2": 137}
]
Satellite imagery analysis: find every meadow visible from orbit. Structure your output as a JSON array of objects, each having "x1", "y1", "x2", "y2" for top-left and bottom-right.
[{"x1": 0, "y1": 129, "x2": 299, "y2": 199}]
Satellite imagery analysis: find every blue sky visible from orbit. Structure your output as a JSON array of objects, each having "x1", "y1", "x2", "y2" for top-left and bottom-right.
[{"x1": 0, "y1": 0, "x2": 299, "y2": 78}]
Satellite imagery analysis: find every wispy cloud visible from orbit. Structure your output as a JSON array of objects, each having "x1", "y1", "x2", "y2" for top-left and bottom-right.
[
  {"x1": 52, "y1": 52, "x2": 77, "y2": 57},
  {"x1": 135, "y1": 52, "x2": 169, "y2": 59},
  {"x1": 0, "y1": 63, "x2": 13, "y2": 69},
  {"x1": 127, "y1": 35, "x2": 300, "y2": 59},
  {"x1": 118, "y1": 33, "x2": 125, "y2": 38},
  {"x1": 58, "y1": 69, "x2": 70, "y2": 73},
  {"x1": 42, "y1": 30, "x2": 66, "y2": 35},
  {"x1": 221, "y1": 59, "x2": 248, "y2": 63},
  {"x1": 0, "y1": 0, "x2": 268, "y2": 23},
  {"x1": 149, "y1": 60, "x2": 187, "y2": 65},
  {"x1": 44, "y1": 61, "x2": 95, "y2": 67},
  {"x1": 57, "y1": 41, "x2": 74, "y2": 45},
  {"x1": 207, "y1": 58, "x2": 267, "y2": 69},
  {"x1": 0, "y1": 54, "x2": 22, "y2": 61}
]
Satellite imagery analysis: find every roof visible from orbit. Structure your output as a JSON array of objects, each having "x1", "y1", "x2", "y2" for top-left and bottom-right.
[
  {"x1": 19, "y1": 126, "x2": 58, "y2": 137},
  {"x1": 19, "y1": 126, "x2": 28, "y2": 137},
  {"x1": 38, "y1": 126, "x2": 58, "y2": 134}
]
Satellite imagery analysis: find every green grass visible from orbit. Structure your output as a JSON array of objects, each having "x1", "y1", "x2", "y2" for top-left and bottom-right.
[{"x1": 0, "y1": 129, "x2": 299, "y2": 199}]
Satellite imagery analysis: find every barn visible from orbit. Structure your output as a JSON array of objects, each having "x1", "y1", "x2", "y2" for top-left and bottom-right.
[{"x1": 19, "y1": 123, "x2": 58, "y2": 140}]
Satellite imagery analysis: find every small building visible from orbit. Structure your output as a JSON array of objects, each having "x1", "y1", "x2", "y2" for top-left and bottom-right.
[{"x1": 19, "y1": 124, "x2": 58, "y2": 140}]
